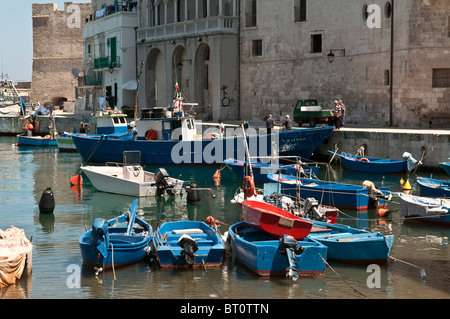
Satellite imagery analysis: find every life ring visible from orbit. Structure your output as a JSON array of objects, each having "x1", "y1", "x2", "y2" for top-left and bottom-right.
[
  {"x1": 358, "y1": 157, "x2": 370, "y2": 162},
  {"x1": 243, "y1": 176, "x2": 255, "y2": 198}
]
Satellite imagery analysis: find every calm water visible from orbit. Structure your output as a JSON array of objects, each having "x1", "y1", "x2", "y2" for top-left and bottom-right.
[{"x1": 1, "y1": 135, "x2": 449, "y2": 300}]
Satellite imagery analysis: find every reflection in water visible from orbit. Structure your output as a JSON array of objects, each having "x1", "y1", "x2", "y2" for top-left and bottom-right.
[{"x1": 1, "y1": 136, "x2": 450, "y2": 299}]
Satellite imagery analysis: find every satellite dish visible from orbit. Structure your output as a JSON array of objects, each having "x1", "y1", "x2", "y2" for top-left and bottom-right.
[{"x1": 72, "y1": 68, "x2": 80, "y2": 77}]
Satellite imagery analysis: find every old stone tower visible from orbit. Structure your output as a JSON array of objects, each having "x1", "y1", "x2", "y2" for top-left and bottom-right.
[{"x1": 31, "y1": 2, "x2": 91, "y2": 107}]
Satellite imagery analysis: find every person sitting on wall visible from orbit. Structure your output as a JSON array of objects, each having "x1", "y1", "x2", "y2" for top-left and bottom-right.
[{"x1": 281, "y1": 115, "x2": 293, "y2": 130}]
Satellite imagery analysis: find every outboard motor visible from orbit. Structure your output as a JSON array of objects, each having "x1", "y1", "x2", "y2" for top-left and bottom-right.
[
  {"x1": 89, "y1": 218, "x2": 110, "y2": 266},
  {"x1": 278, "y1": 234, "x2": 305, "y2": 281},
  {"x1": 155, "y1": 168, "x2": 175, "y2": 196},
  {"x1": 304, "y1": 197, "x2": 325, "y2": 221},
  {"x1": 186, "y1": 181, "x2": 201, "y2": 204},
  {"x1": 178, "y1": 234, "x2": 198, "y2": 264}
]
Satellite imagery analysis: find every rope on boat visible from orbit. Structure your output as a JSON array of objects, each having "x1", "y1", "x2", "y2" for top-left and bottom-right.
[
  {"x1": 111, "y1": 243, "x2": 117, "y2": 282},
  {"x1": 318, "y1": 254, "x2": 370, "y2": 299},
  {"x1": 388, "y1": 256, "x2": 426, "y2": 280}
]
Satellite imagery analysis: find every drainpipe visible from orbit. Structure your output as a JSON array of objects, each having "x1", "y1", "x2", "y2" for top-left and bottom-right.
[{"x1": 389, "y1": 0, "x2": 394, "y2": 127}]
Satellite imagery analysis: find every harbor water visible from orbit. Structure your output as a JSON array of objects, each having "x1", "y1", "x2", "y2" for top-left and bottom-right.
[{"x1": 1, "y1": 135, "x2": 449, "y2": 300}]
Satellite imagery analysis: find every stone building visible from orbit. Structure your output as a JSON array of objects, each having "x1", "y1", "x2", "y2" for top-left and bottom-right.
[
  {"x1": 136, "y1": 0, "x2": 240, "y2": 121},
  {"x1": 239, "y1": 0, "x2": 450, "y2": 128},
  {"x1": 77, "y1": 0, "x2": 138, "y2": 113},
  {"x1": 31, "y1": 2, "x2": 91, "y2": 107}
]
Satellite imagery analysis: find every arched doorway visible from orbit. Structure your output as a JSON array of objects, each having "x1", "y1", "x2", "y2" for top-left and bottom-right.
[
  {"x1": 194, "y1": 44, "x2": 211, "y2": 107},
  {"x1": 172, "y1": 46, "x2": 190, "y2": 101},
  {"x1": 146, "y1": 48, "x2": 166, "y2": 108},
  {"x1": 51, "y1": 96, "x2": 68, "y2": 110}
]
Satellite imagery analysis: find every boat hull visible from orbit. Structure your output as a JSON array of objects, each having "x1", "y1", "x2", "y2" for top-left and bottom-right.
[
  {"x1": 399, "y1": 193, "x2": 450, "y2": 226},
  {"x1": 17, "y1": 135, "x2": 57, "y2": 146},
  {"x1": 225, "y1": 159, "x2": 319, "y2": 183},
  {"x1": 308, "y1": 220, "x2": 394, "y2": 263},
  {"x1": 79, "y1": 233, "x2": 152, "y2": 268},
  {"x1": 240, "y1": 200, "x2": 313, "y2": 239},
  {"x1": 440, "y1": 163, "x2": 450, "y2": 176},
  {"x1": 330, "y1": 151, "x2": 407, "y2": 174},
  {"x1": 56, "y1": 134, "x2": 77, "y2": 152},
  {"x1": 268, "y1": 174, "x2": 390, "y2": 210},
  {"x1": 416, "y1": 177, "x2": 450, "y2": 198},
  {"x1": 81, "y1": 165, "x2": 184, "y2": 197},
  {"x1": 152, "y1": 221, "x2": 225, "y2": 268},
  {"x1": 229, "y1": 222, "x2": 327, "y2": 277},
  {"x1": 71, "y1": 126, "x2": 334, "y2": 165}
]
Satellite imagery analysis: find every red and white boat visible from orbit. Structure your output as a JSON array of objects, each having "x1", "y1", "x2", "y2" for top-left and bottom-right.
[{"x1": 240, "y1": 200, "x2": 313, "y2": 239}]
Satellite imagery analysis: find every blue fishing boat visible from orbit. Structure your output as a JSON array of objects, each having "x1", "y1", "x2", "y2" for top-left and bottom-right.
[
  {"x1": 17, "y1": 134, "x2": 57, "y2": 147},
  {"x1": 152, "y1": 220, "x2": 225, "y2": 268},
  {"x1": 79, "y1": 199, "x2": 152, "y2": 270},
  {"x1": 71, "y1": 115, "x2": 334, "y2": 165},
  {"x1": 398, "y1": 192, "x2": 450, "y2": 226},
  {"x1": 308, "y1": 219, "x2": 394, "y2": 263},
  {"x1": 416, "y1": 176, "x2": 450, "y2": 198},
  {"x1": 224, "y1": 159, "x2": 319, "y2": 184},
  {"x1": 440, "y1": 162, "x2": 450, "y2": 176},
  {"x1": 228, "y1": 221, "x2": 327, "y2": 279},
  {"x1": 328, "y1": 151, "x2": 407, "y2": 174},
  {"x1": 267, "y1": 174, "x2": 391, "y2": 210}
]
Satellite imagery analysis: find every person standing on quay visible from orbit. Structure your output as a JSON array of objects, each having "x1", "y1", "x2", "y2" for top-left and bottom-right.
[
  {"x1": 331, "y1": 100, "x2": 342, "y2": 130},
  {"x1": 266, "y1": 114, "x2": 275, "y2": 134},
  {"x1": 282, "y1": 115, "x2": 292, "y2": 130},
  {"x1": 339, "y1": 99, "x2": 346, "y2": 127}
]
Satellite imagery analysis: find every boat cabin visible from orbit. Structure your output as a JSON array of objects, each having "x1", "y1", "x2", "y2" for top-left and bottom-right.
[
  {"x1": 96, "y1": 114, "x2": 128, "y2": 135},
  {"x1": 136, "y1": 116, "x2": 197, "y2": 141}
]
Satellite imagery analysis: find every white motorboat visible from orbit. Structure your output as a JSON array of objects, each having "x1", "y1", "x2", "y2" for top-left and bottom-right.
[{"x1": 80, "y1": 151, "x2": 185, "y2": 197}]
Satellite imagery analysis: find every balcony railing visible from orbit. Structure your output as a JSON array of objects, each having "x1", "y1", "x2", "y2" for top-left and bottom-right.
[
  {"x1": 137, "y1": 16, "x2": 239, "y2": 42},
  {"x1": 94, "y1": 56, "x2": 122, "y2": 70}
]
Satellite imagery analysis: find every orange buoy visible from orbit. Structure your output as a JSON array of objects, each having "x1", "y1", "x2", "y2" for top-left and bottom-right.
[
  {"x1": 70, "y1": 172, "x2": 83, "y2": 186},
  {"x1": 243, "y1": 176, "x2": 255, "y2": 198},
  {"x1": 376, "y1": 208, "x2": 390, "y2": 217},
  {"x1": 358, "y1": 157, "x2": 370, "y2": 162},
  {"x1": 213, "y1": 170, "x2": 221, "y2": 179},
  {"x1": 205, "y1": 216, "x2": 220, "y2": 227},
  {"x1": 27, "y1": 123, "x2": 34, "y2": 131}
]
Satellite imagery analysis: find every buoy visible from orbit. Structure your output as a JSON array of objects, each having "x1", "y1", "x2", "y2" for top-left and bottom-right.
[
  {"x1": 358, "y1": 157, "x2": 370, "y2": 162},
  {"x1": 186, "y1": 181, "x2": 201, "y2": 204},
  {"x1": 400, "y1": 177, "x2": 404, "y2": 186},
  {"x1": 27, "y1": 123, "x2": 34, "y2": 131},
  {"x1": 70, "y1": 172, "x2": 83, "y2": 186},
  {"x1": 205, "y1": 216, "x2": 220, "y2": 227},
  {"x1": 403, "y1": 178, "x2": 412, "y2": 190},
  {"x1": 213, "y1": 170, "x2": 221, "y2": 180},
  {"x1": 39, "y1": 187, "x2": 55, "y2": 214},
  {"x1": 376, "y1": 208, "x2": 390, "y2": 217}
]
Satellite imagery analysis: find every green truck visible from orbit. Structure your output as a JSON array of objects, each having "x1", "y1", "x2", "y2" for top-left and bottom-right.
[{"x1": 293, "y1": 99, "x2": 333, "y2": 127}]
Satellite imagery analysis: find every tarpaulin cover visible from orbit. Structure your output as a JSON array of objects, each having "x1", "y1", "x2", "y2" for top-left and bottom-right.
[{"x1": 0, "y1": 226, "x2": 33, "y2": 288}]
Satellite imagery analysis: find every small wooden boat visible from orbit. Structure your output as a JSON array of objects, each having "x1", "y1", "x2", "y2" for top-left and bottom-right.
[
  {"x1": 224, "y1": 159, "x2": 319, "y2": 184},
  {"x1": 79, "y1": 199, "x2": 152, "y2": 270},
  {"x1": 328, "y1": 151, "x2": 407, "y2": 174},
  {"x1": 398, "y1": 192, "x2": 450, "y2": 226},
  {"x1": 240, "y1": 200, "x2": 313, "y2": 239},
  {"x1": 439, "y1": 162, "x2": 450, "y2": 176},
  {"x1": 267, "y1": 173, "x2": 391, "y2": 210},
  {"x1": 308, "y1": 219, "x2": 394, "y2": 263},
  {"x1": 416, "y1": 176, "x2": 450, "y2": 198},
  {"x1": 17, "y1": 134, "x2": 57, "y2": 147},
  {"x1": 152, "y1": 221, "x2": 225, "y2": 268},
  {"x1": 80, "y1": 151, "x2": 185, "y2": 197},
  {"x1": 228, "y1": 221, "x2": 327, "y2": 279}
]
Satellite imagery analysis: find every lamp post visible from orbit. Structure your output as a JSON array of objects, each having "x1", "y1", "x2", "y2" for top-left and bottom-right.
[{"x1": 327, "y1": 49, "x2": 345, "y2": 63}]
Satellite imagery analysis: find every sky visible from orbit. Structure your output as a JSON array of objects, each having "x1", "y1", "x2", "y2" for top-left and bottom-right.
[{"x1": 0, "y1": 0, "x2": 91, "y2": 83}]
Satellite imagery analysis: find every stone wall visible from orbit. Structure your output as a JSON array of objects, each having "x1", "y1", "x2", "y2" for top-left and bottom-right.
[
  {"x1": 239, "y1": 0, "x2": 450, "y2": 128},
  {"x1": 31, "y1": 2, "x2": 91, "y2": 105}
]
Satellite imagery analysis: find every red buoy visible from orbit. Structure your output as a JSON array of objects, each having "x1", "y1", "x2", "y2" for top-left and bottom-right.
[
  {"x1": 376, "y1": 208, "x2": 390, "y2": 217},
  {"x1": 70, "y1": 172, "x2": 83, "y2": 186}
]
